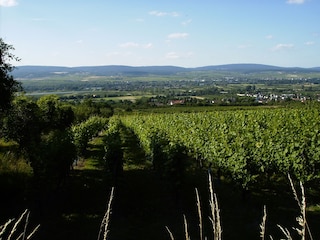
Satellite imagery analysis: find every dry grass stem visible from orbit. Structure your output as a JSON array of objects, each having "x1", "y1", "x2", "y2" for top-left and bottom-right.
[
  {"x1": 287, "y1": 174, "x2": 313, "y2": 240},
  {"x1": 0, "y1": 210, "x2": 39, "y2": 240},
  {"x1": 0, "y1": 219, "x2": 15, "y2": 237},
  {"x1": 195, "y1": 188, "x2": 203, "y2": 240},
  {"x1": 208, "y1": 173, "x2": 222, "y2": 240},
  {"x1": 260, "y1": 205, "x2": 267, "y2": 240},
  {"x1": 165, "y1": 226, "x2": 175, "y2": 240},
  {"x1": 288, "y1": 174, "x2": 300, "y2": 206},
  {"x1": 183, "y1": 215, "x2": 190, "y2": 240},
  {"x1": 8, "y1": 209, "x2": 28, "y2": 240},
  {"x1": 277, "y1": 224, "x2": 293, "y2": 240},
  {"x1": 214, "y1": 193, "x2": 222, "y2": 239},
  {"x1": 21, "y1": 211, "x2": 30, "y2": 240},
  {"x1": 26, "y1": 224, "x2": 40, "y2": 240},
  {"x1": 97, "y1": 187, "x2": 115, "y2": 240},
  {"x1": 104, "y1": 187, "x2": 114, "y2": 240},
  {"x1": 294, "y1": 181, "x2": 306, "y2": 240}
]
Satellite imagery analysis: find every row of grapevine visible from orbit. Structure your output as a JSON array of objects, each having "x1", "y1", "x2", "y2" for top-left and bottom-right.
[
  {"x1": 120, "y1": 107, "x2": 320, "y2": 188},
  {"x1": 103, "y1": 118, "x2": 124, "y2": 186},
  {"x1": 72, "y1": 116, "x2": 109, "y2": 156}
]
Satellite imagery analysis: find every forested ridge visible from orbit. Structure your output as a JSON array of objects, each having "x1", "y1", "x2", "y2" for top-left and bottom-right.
[{"x1": 13, "y1": 64, "x2": 320, "y2": 79}]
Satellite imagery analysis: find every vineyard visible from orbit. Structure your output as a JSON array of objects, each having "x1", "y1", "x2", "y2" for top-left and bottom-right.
[
  {"x1": 2, "y1": 103, "x2": 320, "y2": 239},
  {"x1": 118, "y1": 106, "x2": 320, "y2": 189},
  {"x1": 102, "y1": 105, "x2": 320, "y2": 239}
]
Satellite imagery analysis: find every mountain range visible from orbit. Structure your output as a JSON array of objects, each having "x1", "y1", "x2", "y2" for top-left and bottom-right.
[{"x1": 13, "y1": 64, "x2": 320, "y2": 79}]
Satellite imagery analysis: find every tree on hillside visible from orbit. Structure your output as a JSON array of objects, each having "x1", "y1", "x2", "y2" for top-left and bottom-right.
[
  {"x1": 3, "y1": 95, "x2": 77, "y2": 185},
  {"x1": 37, "y1": 95, "x2": 75, "y2": 131},
  {"x1": 2, "y1": 96, "x2": 42, "y2": 150},
  {"x1": 0, "y1": 38, "x2": 21, "y2": 115}
]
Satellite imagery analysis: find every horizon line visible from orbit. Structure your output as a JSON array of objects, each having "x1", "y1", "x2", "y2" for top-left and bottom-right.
[{"x1": 15, "y1": 63, "x2": 320, "y2": 69}]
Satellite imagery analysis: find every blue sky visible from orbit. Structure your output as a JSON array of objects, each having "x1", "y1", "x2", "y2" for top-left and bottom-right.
[{"x1": 1, "y1": 0, "x2": 319, "y2": 67}]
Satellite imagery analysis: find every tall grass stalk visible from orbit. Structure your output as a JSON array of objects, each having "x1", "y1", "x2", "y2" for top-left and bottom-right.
[
  {"x1": 195, "y1": 188, "x2": 203, "y2": 240},
  {"x1": 97, "y1": 187, "x2": 114, "y2": 240},
  {"x1": 165, "y1": 226, "x2": 175, "y2": 240},
  {"x1": 168, "y1": 173, "x2": 222, "y2": 240},
  {"x1": 0, "y1": 209, "x2": 40, "y2": 240},
  {"x1": 275, "y1": 175, "x2": 313, "y2": 240},
  {"x1": 287, "y1": 174, "x2": 313, "y2": 240},
  {"x1": 277, "y1": 224, "x2": 293, "y2": 240},
  {"x1": 183, "y1": 215, "x2": 190, "y2": 240},
  {"x1": 259, "y1": 205, "x2": 267, "y2": 240},
  {"x1": 208, "y1": 173, "x2": 222, "y2": 240}
]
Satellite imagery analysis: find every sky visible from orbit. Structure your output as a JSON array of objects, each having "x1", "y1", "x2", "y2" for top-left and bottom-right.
[{"x1": 1, "y1": 0, "x2": 320, "y2": 68}]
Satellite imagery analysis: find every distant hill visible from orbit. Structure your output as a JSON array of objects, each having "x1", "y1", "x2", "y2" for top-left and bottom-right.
[
  {"x1": 311, "y1": 67, "x2": 320, "y2": 71},
  {"x1": 193, "y1": 64, "x2": 320, "y2": 73},
  {"x1": 194, "y1": 64, "x2": 284, "y2": 72},
  {"x1": 12, "y1": 65, "x2": 188, "y2": 78},
  {"x1": 13, "y1": 64, "x2": 320, "y2": 79}
]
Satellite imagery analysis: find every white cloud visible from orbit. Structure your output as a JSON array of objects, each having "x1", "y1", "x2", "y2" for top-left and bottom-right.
[
  {"x1": 182, "y1": 19, "x2": 192, "y2": 26},
  {"x1": 119, "y1": 42, "x2": 153, "y2": 49},
  {"x1": 272, "y1": 43, "x2": 294, "y2": 51},
  {"x1": 165, "y1": 51, "x2": 194, "y2": 60},
  {"x1": 266, "y1": 35, "x2": 274, "y2": 40},
  {"x1": 167, "y1": 32, "x2": 189, "y2": 39},
  {"x1": 305, "y1": 41, "x2": 315, "y2": 46},
  {"x1": 143, "y1": 43, "x2": 153, "y2": 49},
  {"x1": 149, "y1": 11, "x2": 180, "y2": 17},
  {"x1": 238, "y1": 44, "x2": 251, "y2": 49},
  {"x1": 119, "y1": 42, "x2": 140, "y2": 48},
  {"x1": 0, "y1": 0, "x2": 18, "y2": 7},
  {"x1": 286, "y1": 0, "x2": 305, "y2": 4},
  {"x1": 166, "y1": 52, "x2": 180, "y2": 59}
]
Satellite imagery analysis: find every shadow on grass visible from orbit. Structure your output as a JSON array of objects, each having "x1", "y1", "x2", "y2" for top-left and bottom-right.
[
  {"x1": 109, "y1": 167, "x2": 320, "y2": 240},
  {"x1": 31, "y1": 163, "x2": 112, "y2": 240}
]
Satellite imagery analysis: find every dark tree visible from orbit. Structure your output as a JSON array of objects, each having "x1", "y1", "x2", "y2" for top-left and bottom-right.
[
  {"x1": 2, "y1": 96, "x2": 42, "y2": 150},
  {"x1": 37, "y1": 95, "x2": 75, "y2": 131},
  {"x1": 3, "y1": 96, "x2": 76, "y2": 184},
  {"x1": 0, "y1": 38, "x2": 21, "y2": 115}
]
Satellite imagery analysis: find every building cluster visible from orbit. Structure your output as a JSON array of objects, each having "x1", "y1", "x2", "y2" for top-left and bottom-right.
[{"x1": 236, "y1": 93, "x2": 308, "y2": 103}]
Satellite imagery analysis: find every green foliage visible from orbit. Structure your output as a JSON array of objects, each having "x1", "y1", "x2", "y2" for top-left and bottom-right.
[
  {"x1": 120, "y1": 107, "x2": 320, "y2": 189},
  {"x1": 37, "y1": 95, "x2": 75, "y2": 131},
  {"x1": 1, "y1": 95, "x2": 78, "y2": 184},
  {"x1": 73, "y1": 99, "x2": 113, "y2": 122},
  {"x1": 0, "y1": 151, "x2": 32, "y2": 174},
  {"x1": 151, "y1": 131, "x2": 188, "y2": 187},
  {"x1": 103, "y1": 118, "x2": 123, "y2": 186},
  {"x1": 0, "y1": 38, "x2": 21, "y2": 115},
  {"x1": 2, "y1": 96, "x2": 42, "y2": 149},
  {"x1": 37, "y1": 129, "x2": 76, "y2": 184},
  {"x1": 72, "y1": 116, "x2": 108, "y2": 156}
]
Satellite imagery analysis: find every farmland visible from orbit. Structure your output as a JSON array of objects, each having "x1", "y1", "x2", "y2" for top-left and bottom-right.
[{"x1": 15, "y1": 64, "x2": 320, "y2": 106}]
